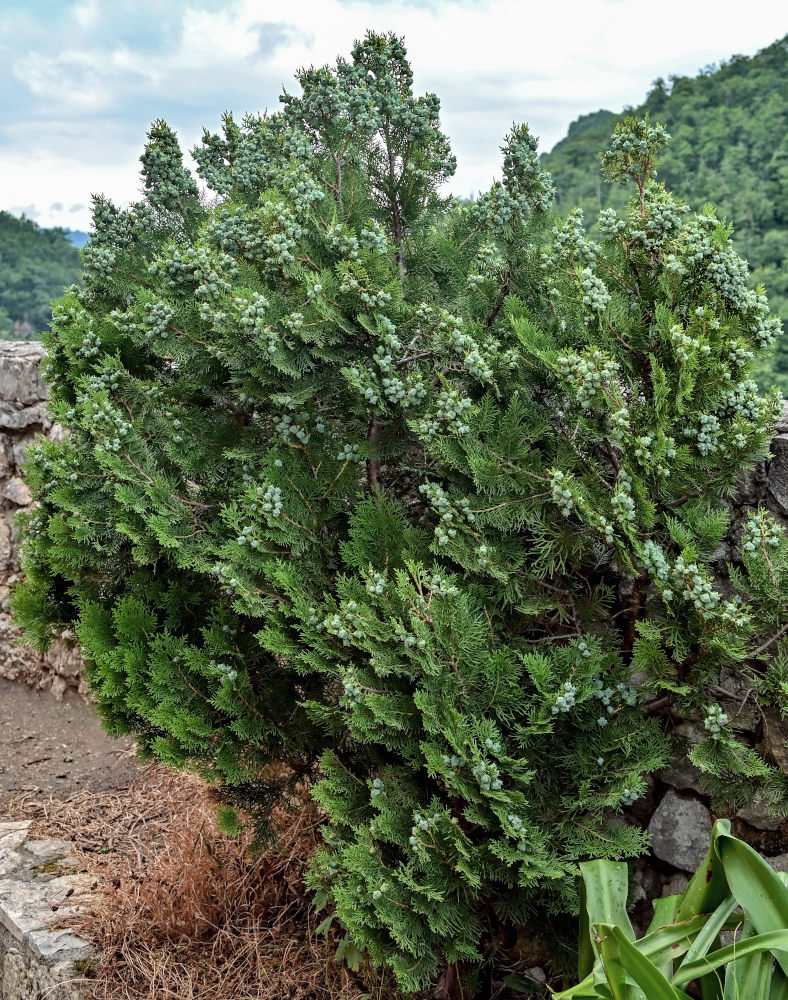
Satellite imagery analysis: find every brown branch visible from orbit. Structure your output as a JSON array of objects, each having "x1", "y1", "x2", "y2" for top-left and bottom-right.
[
  {"x1": 394, "y1": 350, "x2": 434, "y2": 369},
  {"x1": 484, "y1": 272, "x2": 510, "y2": 328},
  {"x1": 751, "y1": 623, "x2": 788, "y2": 660},
  {"x1": 621, "y1": 572, "x2": 648, "y2": 656},
  {"x1": 366, "y1": 413, "x2": 383, "y2": 493}
]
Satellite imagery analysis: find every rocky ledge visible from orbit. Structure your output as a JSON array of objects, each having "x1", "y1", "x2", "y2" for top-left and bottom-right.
[{"x1": 0, "y1": 820, "x2": 92, "y2": 1000}]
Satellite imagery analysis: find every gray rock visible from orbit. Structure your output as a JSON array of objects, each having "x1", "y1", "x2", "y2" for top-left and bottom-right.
[
  {"x1": 762, "y1": 708, "x2": 788, "y2": 773},
  {"x1": 0, "y1": 402, "x2": 50, "y2": 431},
  {"x1": 659, "y1": 758, "x2": 706, "y2": 795},
  {"x1": 768, "y1": 434, "x2": 788, "y2": 514},
  {"x1": 0, "y1": 848, "x2": 22, "y2": 878},
  {"x1": 766, "y1": 853, "x2": 788, "y2": 874},
  {"x1": 717, "y1": 667, "x2": 759, "y2": 733},
  {"x1": 661, "y1": 873, "x2": 690, "y2": 898},
  {"x1": 736, "y1": 793, "x2": 783, "y2": 831},
  {"x1": 1, "y1": 476, "x2": 33, "y2": 507},
  {"x1": 0, "y1": 342, "x2": 47, "y2": 406},
  {"x1": 24, "y1": 840, "x2": 76, "y2": 862},
  {"x1": 0, "y1": 816, "x2": 93, "y2": 998},
  {"x1": 633, "y1": 858, "x2": 663, "y2": 906},
  {"x1": 0, "y1": 822, "x2": 32, "y2": 852},
  {"x1": 648, "y1": 791, "x2": 713, "y2": 872},
  {"x1": 737, "y1": 458, "x2": 768, "y2": 506}
]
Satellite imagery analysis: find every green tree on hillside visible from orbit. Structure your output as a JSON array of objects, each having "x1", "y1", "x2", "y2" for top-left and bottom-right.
[{"x1": 0, "y1": 212, "x2": 83, "y2": 339}]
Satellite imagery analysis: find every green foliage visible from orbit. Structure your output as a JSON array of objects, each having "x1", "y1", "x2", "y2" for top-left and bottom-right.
[
  {"x1": 555, "y1": 819, "x2": 788, "y2": 1000},
  {"x1": 0, "y1": 211, "x2": 82, "y2": 338},
  {"x1": 12, "y1": 30, "x2": 788, "y2": 995},
  {"x1": 541, "y1": 33, "x2": 788, "y2": 392}
]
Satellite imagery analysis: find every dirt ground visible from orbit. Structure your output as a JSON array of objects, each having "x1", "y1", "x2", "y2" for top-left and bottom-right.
[{"x1": 0, "y1": 678, "x2": 144, "y2": 806}]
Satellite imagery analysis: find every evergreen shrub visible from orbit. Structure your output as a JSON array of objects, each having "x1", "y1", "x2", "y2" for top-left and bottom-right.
[{"x1": 13, "y1": 30, "x2": 788, "y2": 993}]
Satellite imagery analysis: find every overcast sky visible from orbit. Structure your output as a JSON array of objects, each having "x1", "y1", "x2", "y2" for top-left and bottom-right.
[{"x1": 2, "y1": 0, "x2": 786, "y2": 233}]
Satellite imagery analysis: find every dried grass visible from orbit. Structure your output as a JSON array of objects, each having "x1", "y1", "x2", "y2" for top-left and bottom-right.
[{"x1": 4, "y1": 764, "x2": 402, "y2": 1000}]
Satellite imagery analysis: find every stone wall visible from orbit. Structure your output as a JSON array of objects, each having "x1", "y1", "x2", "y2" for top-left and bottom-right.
[
  {"x1": 0, "y1": 344, "x2": 84, "y2": 700},
  {"x1": 0, "y1": 821, "x2": 92, "y2": 1000}
]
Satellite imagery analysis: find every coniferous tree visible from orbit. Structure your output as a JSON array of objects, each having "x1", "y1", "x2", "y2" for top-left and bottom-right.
[{"x1": 13, "y1": 33, "x2": 788, "y2": 994}]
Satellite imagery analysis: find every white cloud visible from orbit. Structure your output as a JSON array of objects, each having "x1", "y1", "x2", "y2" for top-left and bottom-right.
[
  {"x1": 2, "y1": 0, "x2": 787, "y2": 230},
  {"x1": 15, "y1": 50, "x2": 119, "y2": 111}
]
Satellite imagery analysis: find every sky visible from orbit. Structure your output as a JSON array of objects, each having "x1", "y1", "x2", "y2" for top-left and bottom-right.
[{"x1": 1, "y1": 0, "x2": 786, "y2": 234}]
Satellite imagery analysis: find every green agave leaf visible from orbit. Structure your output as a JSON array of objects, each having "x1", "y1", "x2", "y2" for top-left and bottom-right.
[
  {"x1": 769, "y1": 967, "x2": 788, "y2": 1000},
  {"x1": 578, "y1": 871, "x2": 596, "y2": 980},
  {"x1": 699, "y1": 971, "x2": 723, "y2": 1000},
  {"x1": 681, "y1": 895, "x2": 737, "y2": 967},
  {"x1": 554, "y1": 913, "x2": 712, "y2": 997},
  {"x1": 715, "y1": 831, "x2": 788, "y2": 976},
  {"x1": 646, "y1": 895, "x2": 682, "y2": 936},
  {"x1": 648, "y1": 895, "x2": 690, "y2": 979},
  {"x1": 637, "y1": 914, "x2": 709, "y2": 967},
  {"x1": 579, "y1": 861, "x2": 634, "y2": 938},
  {"x1": 596, "y1": 925, "x2": 642, "y2": 1000},
  {"x1": 674, "y1": 930, "x2": 788, "y2": 987},
  {"x1": 607, "y1": 926, "x2": 691, "y2": 1000},
  {"x1": 676, "y1": 819, "x2": 732, "y2": 922},
  {"x1": 723, "y1": 945, "x2": 773, "y2": 1000},
  {"x1": 579, "y1": 861, "x2": 634, "y2": 966},
  {"x1": 722, "y1": 919, "x2": 769, "y2": 1000},
  {"x1": 549, "y1": 976, "x2": 603, "y2": 999},
  {"x1": 683, "y1": 896, "x2": 737, "y2": 1000}
]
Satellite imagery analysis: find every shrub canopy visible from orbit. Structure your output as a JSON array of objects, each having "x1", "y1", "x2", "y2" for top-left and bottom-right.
[{"x1": 15, "y1": 31, "x2": 788, "y2": 993}]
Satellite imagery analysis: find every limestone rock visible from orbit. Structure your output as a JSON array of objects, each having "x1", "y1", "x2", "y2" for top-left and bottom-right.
[
  {"x1": 762, "y1": 708, "x2": 788, "y2": 773},
  {"x1": 0, "y1": 818, "x2": 93, "y2": 999},
  {"x1": 0, "y1": 342, "x2": 47, "y2": 406},
  {"x1": 768, "y1": 434, "x2": 788, "y2": 514},
  {"x1": 1, "y1": 476, "x2": 32, "y2": 507},
  {"x1": 659, "y1": 758, "x2": 706, "y2": 795},
  {"x1": 0, "y1": 339, "x2": 87, "y2": 701},
  {"x1": 648, "y1": 791, "x2": 713, "y2": 872},
  {"x1": 661, "y1": 873, "x2": 690, "y2": 898},
  {"x1": 0, "y1": 822, "x2": 32, "y2": 852},
  {"x1": 0, "y1": 402, "x2": 50, "y2": 431},
  {"x1": 736, "y1": 793, "x2": 783, "y2": 831},
  {"x1": 767, "y1": 853, "x2": 788, "y2": 874}
]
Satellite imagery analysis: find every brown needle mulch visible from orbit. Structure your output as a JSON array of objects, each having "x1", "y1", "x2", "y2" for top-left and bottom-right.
[{"x1": 5, "y1": 763, "x2": 400, "y2": 1000}]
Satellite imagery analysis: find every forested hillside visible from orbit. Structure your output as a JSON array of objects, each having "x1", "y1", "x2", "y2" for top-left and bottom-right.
[
  {"x1": 541, "y1": 34, "x2": 788, "y2": 390},
  {"x1": 0, "y1": 212, "x2": 82, "y2": 340}
]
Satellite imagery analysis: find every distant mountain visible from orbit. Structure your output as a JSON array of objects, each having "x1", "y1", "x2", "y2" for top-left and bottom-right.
[
  {"x1": 0, "y1": 212, "x2": 82, "y2": 341},
  {"x1": 65, "y1": 229, "x2": 89, "y2": 249},
  {"x1": 540, "y1": 34, "x2": 788, "y2": 391}
]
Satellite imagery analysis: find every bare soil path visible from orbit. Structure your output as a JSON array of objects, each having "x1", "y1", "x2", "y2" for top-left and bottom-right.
[{"x1": 0, "y1": 678, "x2": 143, "y2": 806}]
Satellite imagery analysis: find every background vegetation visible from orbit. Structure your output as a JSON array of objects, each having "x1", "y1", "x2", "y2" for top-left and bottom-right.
[
  {"x1": 0, "y1": 211, "x2": 82, "y2": 340},
  {"x1": 541, "y1": 33, "x2": 788, "y2": 391}
]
